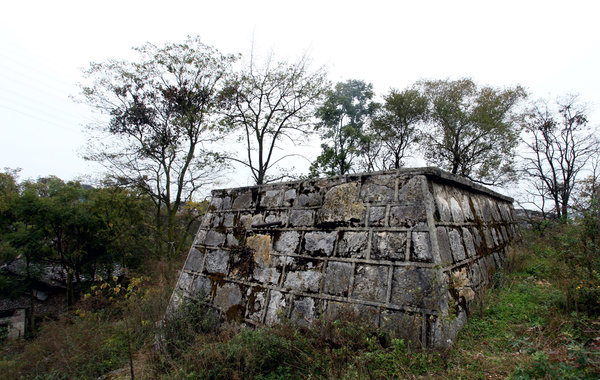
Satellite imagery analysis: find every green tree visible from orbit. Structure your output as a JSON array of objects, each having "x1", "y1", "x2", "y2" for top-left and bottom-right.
[
  {"x1": 310, "y1": 80, "x2": 378, "y2": 176},
  {"x1": 80, "y1": 37, "x2": 235, "y2": 258},
  {"x1": 419, "y1": 78, "x2": 526, "y2": 185},
  {"x1": 221, "y1": 55, "x2": 327, "y2": 184},
  {"x1": 3, "y1": 183, "x2": 50, "y2": 331},
  {"x1": 366, "y1": 88, "x2": 428, "y2": 170}
]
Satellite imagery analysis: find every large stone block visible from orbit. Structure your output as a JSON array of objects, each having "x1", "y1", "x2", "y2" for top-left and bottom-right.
[
  {"x1": 360, "y1": 175, "x2": 395, "y2": 203},
  {"x1": 411, "y1": 232, "x2": 433, "y2": 262},
  {"x1": 372, "y1": 232, "x2": 406, "y2": 260},
  {"x1": 317, "y1": 182, "x2": 365, "y2": 225},
  {"x1": 204, "y1": 249, "x2": 229, "y2": 274},
  {"x1": 184, "y1": 247, "x2": 205, "y2": 272},
  {"x1": 289, "y1": 209, "x2": 314, "y2": 227},
  {"x1": 290, "y1": 296, "x2": 317, "y2": 326},
  {"x1": 274, "y1": 231, "x2": 300, "y2": 253},
  {"x1": 389, "y1": 204, "x2": 427, "y2": 227},
  {"x1": 351, "y1": 265, "x2": 388, "y2": 302},
  {"x1": 323, "y1": 261, "x2": 353, "y2": 296},
  {"x1": 232, "y1": 191, "x2": 254, "y2": 209},
  {"x1": 337, "y1": 231, "x2": 368, "y2": 258},
  {"x1": 304, "y1": 231, "x2": 336, "y2": 256},
  {"x1": 391, "y1": 267, "x2": 440, "y2": 310},
  {"x1": 368, "y1": 206, "x2": 386, "y2": 226},
  {"x1": 284, "y1": 270, "x2": 322, "y2": 292},
  {"x1": 260, "y1": 189, "x2": 283, "y2": 208},
  {"x1": 380, "y1": 311, "x2": 423, "y2": 346}
]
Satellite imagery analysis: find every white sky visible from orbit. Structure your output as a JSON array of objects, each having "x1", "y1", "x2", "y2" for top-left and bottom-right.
[{"x1": 1, "y1": 0, "x2": 599, "y2": 197}]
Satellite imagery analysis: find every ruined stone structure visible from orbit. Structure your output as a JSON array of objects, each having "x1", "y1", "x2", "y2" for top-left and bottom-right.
[{"x1": 169, "y1": 167, "x2": 520, "y2": 347}]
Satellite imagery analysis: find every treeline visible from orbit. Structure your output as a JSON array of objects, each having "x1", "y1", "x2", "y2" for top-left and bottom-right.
[
  {"x1": 79, "y1": 37, "x2": 599, "y2": 223},
  {"x1": 0, "y1": 173, "x2": 162, "y2": 303}
]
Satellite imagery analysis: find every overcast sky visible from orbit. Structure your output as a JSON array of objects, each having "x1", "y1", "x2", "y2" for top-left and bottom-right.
[{"x1": 1, "y1": 0, "x2": 599, "y2": 195}]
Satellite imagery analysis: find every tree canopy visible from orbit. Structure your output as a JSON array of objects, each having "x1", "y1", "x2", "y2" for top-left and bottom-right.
[
  {"x1": 418, "y1": 78, "x2": 526, "y2": 185},
  {"x1": 310, "y1": 80, "x2": 378, "y2": 177},
  {"x1": 366, "y1": 88, "x2": 427, "y2": 170},
  {"x1": 80, "y1": 37, "x2": 235, "y2": 258}
]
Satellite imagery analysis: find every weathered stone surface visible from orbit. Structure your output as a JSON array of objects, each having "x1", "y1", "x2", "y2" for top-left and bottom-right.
[
  {"x1": 368, "y1": 206, "x2": 386, "y2": 226},
  {"x1": 191, "y1": 276, "x2": 211, "y2": 299},
  {"x1": 265, "y1": 290, "x2": 286, "y2": 325},
  {"x1": 261, "y1": 190, "x2": 283, "y2": 208},
  {"x1": 232, "y1": 191, "x2": 253, "y2": 209},
  {"x1": 461, "y1": 228, "x2": 476, "y2": 257},
  {"x1": 290, "y1": 297, "x2": 316, "y2": 326},
  {"x1": 318, "y1": 182, "x2": 365, "y2": 224},
  {"x1": 337, "y1": 231, "x2": 368, "y2": 258},
  {"x1": 214, "y1": 283, "x2": 242, "y2": 312},
  {"x1": 226, "y1": 234, "x2": 239, "y2": 247},
  {"x1": 351, "y1": 265, "x2": 388, "y2": 302},
  {"x1": 435, "y1": 195, "x2": 452, "y2": 222},
  {"x1": 239, "y1": 214, "x2": 253, "y2": 229},
  {"x1": 326, "y1": 301, "x2": 380, "y2": 325},
  {"x1": 297, "y1": 192, "x2": 322, "y2": 207},
  {"x1": 289, "y1": 210, "x2": 314, "y2": 227},
  {"x1": 397, "y1": 176, "x2": 425, "y2": 203},
  {"x1": 264, "y1": 211, "x2": 287, "y2": 224},
  {"x1": 171, "y1": 167, "x2": 520, "y2": 348},
  {"x1": 323, "y1": 261, "x2": 353, "y2": 295},
  {"x1": 284, "y1": 270, "x2": 322, "y2": 292},
  {"x1": 462, "y1": 195, "x2": 474, "y2": 221},
  {"x1": 372, "y1": 232, "x2": 406, "y2": 260},
  {"x1": 204, "y1": 249, "x2": 229, "y2": 274},
  {"x1": 448, "y1": 229, "x2": 466, "y2": 262},
  {"x1": 391, "y1": 267, "x2": 439, "y2": 309},
  {"x1": 176, "y1": 272, "x2": 193, "y2": 291},
  {"x1": 304, "y1": 231, "x2": 336, "y2": 255},
  {"x1": 246, "y1": 287, "x2": 267, "y2": 322},
  {"x1": 283, "y1": 189, "x2": 297, "y2": 206},
  {"x1": 201, "y1": 212, "x2": 214, "y2": 227},
  {"x1": 360, "y1": 180, "x2": 394, "y2": 203},
  {"x1": 247, "y1": 235, "x2": 272, "y2": 268},
  {"x1": 253, "y1": 267, "x2": 280, "y2": 285},
  {"x1": 184, "y1": 247, "x2": 204, "y2": 272},
  {"x1": 222, "y1": 213, "x2": 235, "y2": 227},
  {"x1": 389, "y1": 204, "x2": 427, "y2": 227},
  {"x1": 274, "y1": 231, "x2": 300, "y2": 253},
  {"x1": 210, "y1": 196, "x2": 223, "y2": 210},
  {"x1": 449, "y1": 197, "x2": 464, "y2": 223},
  {"x1": 411, "y1": 232, "x2": 433, "y2": 262},
  {"x1": 380, "y1": 311, "x2": 423, "y2": 345},
  {"x1": 204, "y1": 230, "x2": 225, "y2": 247},
  {"x1": 251, "y1": 214, "x2": 264, "y2": 226},
  {"x1": 193, "y1": 230, "x2": 207, "y2": 246},
  {"x1": 436, "y1": 227, "x2": 454, "y2": 266}
]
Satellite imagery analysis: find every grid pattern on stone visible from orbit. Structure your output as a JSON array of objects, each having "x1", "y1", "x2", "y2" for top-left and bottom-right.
[{"x1": 169, "y1": 168, "x2": 520, "y2": 347}]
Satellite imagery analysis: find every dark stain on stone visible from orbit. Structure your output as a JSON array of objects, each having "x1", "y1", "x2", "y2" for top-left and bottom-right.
[
  {"x1": 225, "y1": 304, "x2": 246, "y2": 322},
  {"x1": 208, "y1": 273, "x2": 226, "y2": 299},
  {"x1": 229, "y1": 244, "x2": 255, "y2": 278}
]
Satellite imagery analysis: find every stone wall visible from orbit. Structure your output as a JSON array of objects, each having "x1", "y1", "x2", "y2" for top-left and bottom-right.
[{"x1": 169, "y1": 167, "x2": 521, "y2": 347}]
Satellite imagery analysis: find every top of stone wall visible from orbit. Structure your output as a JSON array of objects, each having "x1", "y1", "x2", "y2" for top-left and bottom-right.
[{"x1": 213, "y1": 167, "x2": 513, "y2": 203}]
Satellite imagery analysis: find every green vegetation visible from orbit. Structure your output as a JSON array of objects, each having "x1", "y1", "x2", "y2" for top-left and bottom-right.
[{"x1": 1, "y1": 219, "x2": 599, "y2": 379}]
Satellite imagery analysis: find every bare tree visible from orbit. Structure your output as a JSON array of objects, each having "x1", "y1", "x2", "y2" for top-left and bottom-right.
[
  {"x1": 521, "y1": 95, "x2": 599, "y2": 219},
  {"x1": 80, "y1": 37, "x2": 235, "y2": 258},
  {"x1": 221, "y1": 55, "x2": 328, "y2": 184}
]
